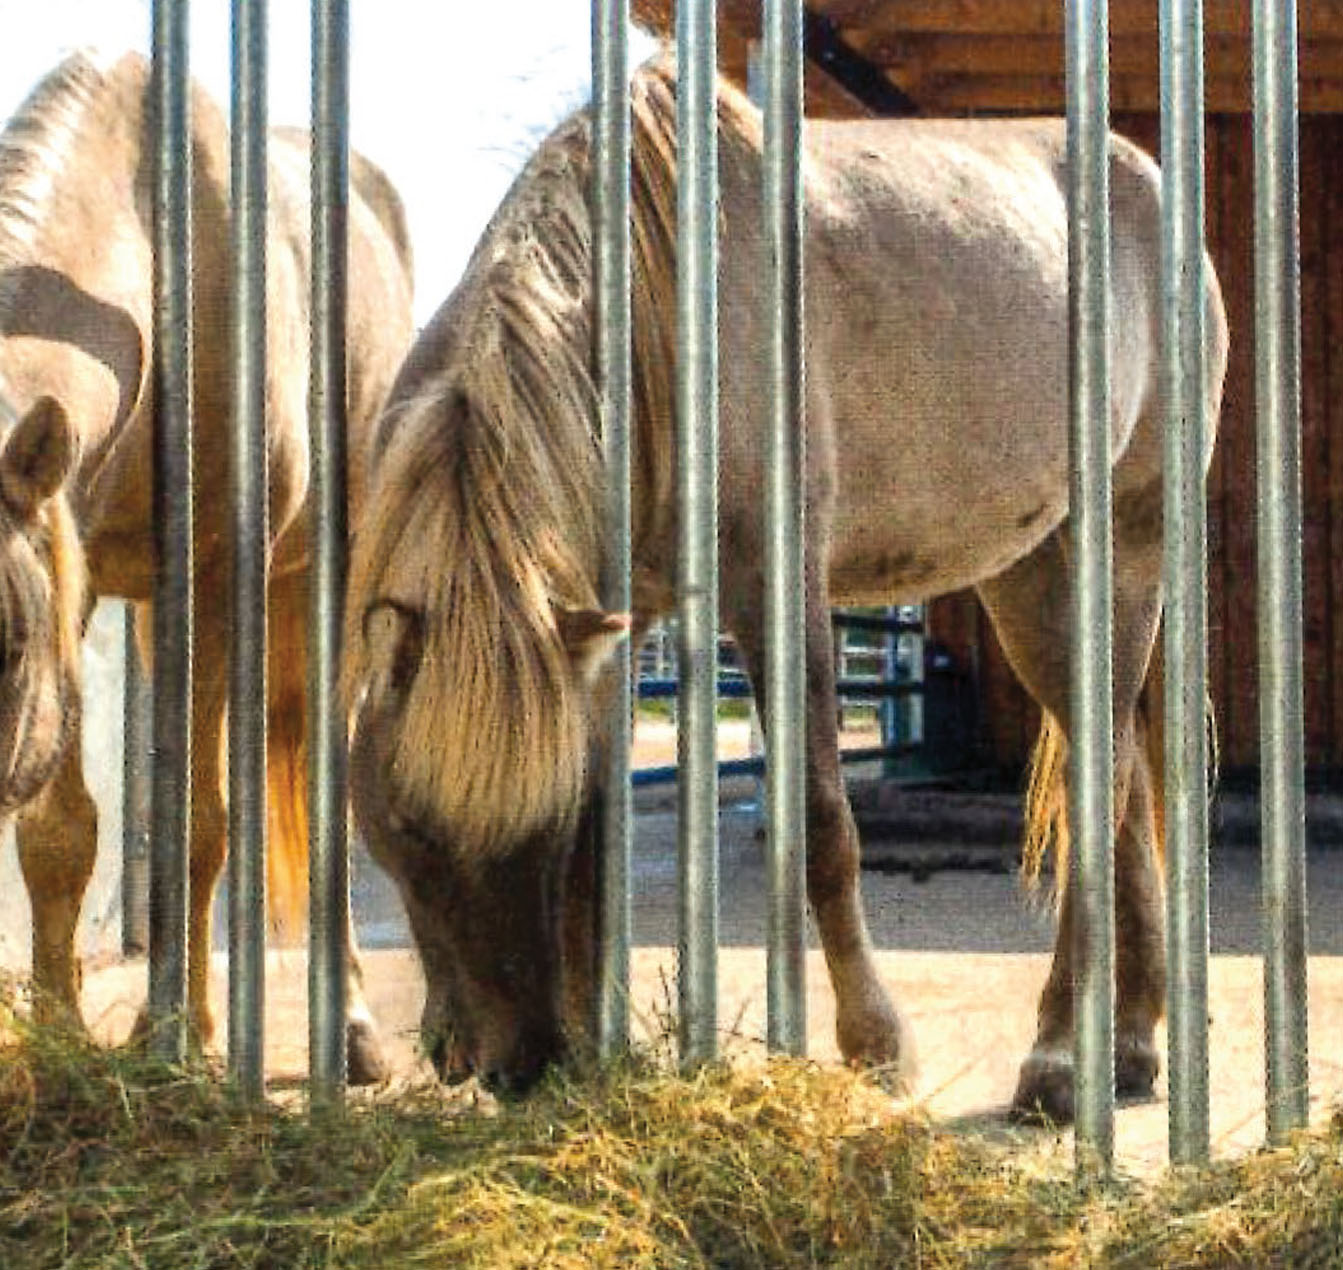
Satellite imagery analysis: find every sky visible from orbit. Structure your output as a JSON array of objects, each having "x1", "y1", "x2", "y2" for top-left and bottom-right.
[{"x1": 0, "y1": 0, "x2": 657, "y2": 324}]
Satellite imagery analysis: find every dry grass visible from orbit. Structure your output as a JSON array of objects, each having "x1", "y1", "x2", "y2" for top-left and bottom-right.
[{"x1": 3, "y1": 986, "x2": 1343, "y2": 1269}]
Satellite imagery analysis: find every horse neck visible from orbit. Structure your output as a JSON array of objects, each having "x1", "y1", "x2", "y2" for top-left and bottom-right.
[
  {"x1": 0, "y1": 57, "x2": 234, "y2": 541},
  {"x1": 0, "y1": 59, "x2": 152, "y2": 493}
]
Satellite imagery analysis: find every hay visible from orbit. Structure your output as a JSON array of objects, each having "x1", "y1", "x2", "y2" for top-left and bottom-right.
[{"x1": 3, "y1": 988, "x2": 1343, "y2": 1268}]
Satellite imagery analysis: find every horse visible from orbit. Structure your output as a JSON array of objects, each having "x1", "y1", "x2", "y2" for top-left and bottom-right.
[
  {"x1": 343, "y1": 57, "x2": 1228, "y2": 1114},
  {"x1": 0, "y1": 50, "x2": 415, "y2": 1082}
]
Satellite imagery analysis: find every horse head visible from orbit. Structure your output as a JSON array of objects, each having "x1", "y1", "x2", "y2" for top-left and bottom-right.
[
  {"x1": 0, "y1": 391, "x2": 84, "y2": 812},
  {"x1": 349, "y1": 580, "x2": 628, "y2": 1093}
]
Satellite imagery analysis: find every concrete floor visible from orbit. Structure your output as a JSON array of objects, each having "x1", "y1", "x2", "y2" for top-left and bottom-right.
[{"x1": 76, "y1": 788, "x2": 1343, "y2": 1178}]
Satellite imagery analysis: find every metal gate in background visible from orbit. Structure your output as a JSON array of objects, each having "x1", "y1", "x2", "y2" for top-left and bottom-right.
[{"x1": 138, "y1": 0, "x2": 1310, "y2": 1173}]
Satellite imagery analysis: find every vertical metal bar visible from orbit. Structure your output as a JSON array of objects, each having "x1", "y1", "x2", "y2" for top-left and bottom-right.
[
  {"x1": 1253, "y1": 0, "x2": 1309, "y2": 1144},
  {"x1": 1160, "y1": 0, "x2": 1212, "y2": 1167},
  {"x1": 592, "y1": 0, "x2": 633, "y2": 1059},
  {"x1": 675, "y1": 0, "x2": 720, "y2": 1065},
  {"x1": 309, "y1": 0, "x2": 351, "y2": 1103},
  {"x1": 1065, "y1": 0, "x2": 1115, "y2": 1170},
  {"x1": 228, "y1": 0, "x2": 269, "y2": 1098},
  {"x1": 121, "y1": 604, "x2": 151, "y2": 958},
  {"x1": 902, "y1": 609, "x2": 925, "y2": 748},
  {"x1": 148, "y1": 0, "x2": 193, "y2": 1065},
  {"x1": 879, "y1": 606, "x2": 898, "y2": 761},
  {"x1": 762, "y1": 0, "x2": 807, "y2": 1055}
]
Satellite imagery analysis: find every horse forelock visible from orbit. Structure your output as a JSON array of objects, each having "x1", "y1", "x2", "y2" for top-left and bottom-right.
[
  {"x1": 0, "y1": 51, "x2": 112, "y2": 278},
  {"x1": 0, "y1": 494, "x2": 87, "y2": 692},
  {"x1": 344, "y1": 59, "x2": 760, "y2": 858},
  {"x1": 348, "y1": 372, "x2": 600, "y2": 857}
]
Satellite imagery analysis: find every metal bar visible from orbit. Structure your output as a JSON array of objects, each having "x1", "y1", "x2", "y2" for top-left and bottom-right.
[
  {"x1": 879, "y1": 606, "x2": 899, "y2": 757},
  {"x1": 148, "y1": 0, "x2": 193, "y2": 1065},
  {"x1": 640, "y1": 676, "x2": 920, "y2": 701},
  {"x1": 762, "y1": 0, "x2": 807, "y2": 1056},
  {"x1": 227, "y1": 0, "x2": 269, "y2": 1098},
  {"x1": 830, "y1": 610, "x2": 924, "y2": 635},
  {"x1": 1065, "y1": 0, "x2": 1116, "y2": 1171},
  {"x1": 591, "y1": 0, "x2": 633, "y2": 1060},
  {"x1": 675, "y1": 0, "x2": 720, "y2": 1065},
  {"x1": 121, "y1": 604, "x2": 150, "y2": 958},
  {"x1": 1252, "y1": 0, "x2": 1309, "y2": 1145},
  {"x1": 631, "y1": 743, "x2": 919, "y2": 789},
  {"x1": 309, "y1": 0, "x2": 351, "y2": 1103},
  {"x1": 1159, "y1": 0, "x2": 1212, "y2": 1166}
]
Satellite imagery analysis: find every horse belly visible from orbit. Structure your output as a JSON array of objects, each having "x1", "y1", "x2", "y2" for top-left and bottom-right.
[{"x1": 827, "y1": 488, "x2": 1067, "y2": 606}]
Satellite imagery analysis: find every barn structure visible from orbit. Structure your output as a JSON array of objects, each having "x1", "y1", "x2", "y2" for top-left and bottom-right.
[{"x1": 633, "y1": 0, "x2": 1343, "y2": 778}]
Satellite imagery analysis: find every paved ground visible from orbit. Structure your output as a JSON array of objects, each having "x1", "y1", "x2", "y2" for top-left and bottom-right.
[{"x1": 77, "y1": 779, "x2": 1343, "y2": 1178}]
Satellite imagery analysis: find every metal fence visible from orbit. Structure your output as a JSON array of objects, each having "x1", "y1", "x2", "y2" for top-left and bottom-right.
[{"x1": 139, "y1": 0, "x2": 1308, "y2": 1173}]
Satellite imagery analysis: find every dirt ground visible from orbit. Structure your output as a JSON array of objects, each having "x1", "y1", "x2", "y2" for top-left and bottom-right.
[{"x1": 75, "y1": 745, "x2": 1343, "y2": 1178}]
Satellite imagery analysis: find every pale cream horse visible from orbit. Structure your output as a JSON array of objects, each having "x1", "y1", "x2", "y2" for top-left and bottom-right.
[
  {"x1": 344, "y1": 61, "x2": 1227, "y2": 1114},
  {"x1": 0, "y1": 50, "x2": 414, "y2": 1081}
]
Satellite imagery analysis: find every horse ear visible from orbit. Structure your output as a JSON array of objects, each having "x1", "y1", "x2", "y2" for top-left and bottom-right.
[
  {"x1": 363, "y1": 602, "x2": 423, "y2": 693},
  {"x1": 1, "y1": 396, "x2": 75, "y2": 519},
  {"x1": 556, "y1": 608, "x2": 631, "y2": 686}
]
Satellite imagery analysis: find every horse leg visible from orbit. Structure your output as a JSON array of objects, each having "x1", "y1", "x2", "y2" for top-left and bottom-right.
[
  {"x1": 17, "y1": 719, "x2": 96, "y2": 1025},
  {"x1": 559, "y1": 791, "x2": 600, "y2": 1057},
  {"x1": 267, "y1": 571, "x2": 389, "y2": 1085},
  {"x1": 733, "y1": 583, "x2": 914, "y2": 1080},
  {"x1": 186, "y1": 619, "x2": 230, "y2": 1049},
  {"x1": 975, "y1": 523, "x2": 1164, "y2": 1122}
]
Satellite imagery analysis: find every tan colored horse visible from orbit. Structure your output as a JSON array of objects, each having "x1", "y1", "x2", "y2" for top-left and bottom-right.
[
  {"x1": 0, "y1": 51, "x2": 414, "y2": 1081},
  {"x1": 344, "y1": 60, "x2": 1227, "y2": 1113}
]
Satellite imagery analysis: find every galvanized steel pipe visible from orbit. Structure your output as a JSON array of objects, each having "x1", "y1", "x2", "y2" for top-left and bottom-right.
[
  {"x1": 1065, "y1": 0, "x2": 1116, "y2": 1170},
  {"x1": 228, "y1": 0, "x2": 270, "y2": 1099},
  {"x1": 309, "y1": 0, "x2": 352, "y2": 1102},
  {"x1": 148, "y1": 0, "x2": 194, "y2": 1065},
  {"x1": 591, "y1": 0, "x2": 634, "y2": 1059},
  {"x1": 675, "y1": 0, "x2": 720, "y2": 1065},
  {"x1": 1252, "y1": 0, "x2": 1309, "y2": 1145},
  {"x1": 1159, "y1": 0, "x2": 1212, "y2": 1166},
  {"x1": 761, "y1": 0, "x2": 808, "y2": 1056}
]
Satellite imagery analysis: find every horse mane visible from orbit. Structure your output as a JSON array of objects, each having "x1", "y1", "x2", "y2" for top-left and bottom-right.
[
  {"x1": 345, "y1": 59, "x2": 759, "y2": 855},
  {"x1": 0, "y1": 52, "x2": 108, "y2": 684},
  {"x1": 0, "y1": 51, "x2": 110, "y2": 277}
]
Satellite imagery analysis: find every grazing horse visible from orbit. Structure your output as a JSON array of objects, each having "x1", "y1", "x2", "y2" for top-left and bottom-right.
[
  {"x1": 344, "y1": 59, "x2": 1227, "y2": 1113},
  {"x1": 0, "y1": 51, "x2": 414, "y2": 1081}
]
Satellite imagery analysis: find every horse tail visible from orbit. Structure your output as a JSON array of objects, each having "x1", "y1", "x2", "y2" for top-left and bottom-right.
[
  {"x1": 1141, "y1": 638, "x2": 1167, "y2": 882},
  {"x1": 264, "y1": 577, "x2": 310, "y2": 940},
  {"x1": 1020, "y1": 632, "x2": 1206, "y2": 901},
  {"x1": 1021, "y1": 709, "x2": 1069, "y2": 898}
]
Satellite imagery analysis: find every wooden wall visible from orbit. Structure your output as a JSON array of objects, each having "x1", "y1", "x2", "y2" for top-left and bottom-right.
[{"x1": 927, "y1": 113, "x2": 1343, "y2": 775}]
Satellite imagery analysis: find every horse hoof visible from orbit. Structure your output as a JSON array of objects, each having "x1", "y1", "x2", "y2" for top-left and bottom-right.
[
  {"x1": 346, "y1": 1019, "x2": 390, "y2": 1086},
  {"x1": 1115, "y1": 1036, "x2": 1160, "y2": 1102},
  {"x1": 1011, "y1": 1049, "x2": 1074, "y2": 1125},
  {"x1": 836, "y1": 1000, "x2": 919, "y2": 1094}
]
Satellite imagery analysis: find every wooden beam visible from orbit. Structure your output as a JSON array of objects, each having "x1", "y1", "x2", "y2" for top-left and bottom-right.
[
  {"x1": 631, "y1": 0, "x2": 873, "y2": 117},
  {"x1": 851, "y1": 31, "x2": 1343, "y2": 88},
  {"x1": 909, "y1": 71, "x2": 1343, "y2": 115},
  {"x1": 811, "y1": 0, "x2": 1343, "y2": 41}
]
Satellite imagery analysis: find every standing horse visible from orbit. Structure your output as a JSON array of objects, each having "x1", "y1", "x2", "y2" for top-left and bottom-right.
[
  {"x1": 344, "y1": 59, "x2": 1227, "y2": 1114},
  {"x1": 0, "y1": 51, "x2": 414, "y2": 1081}
]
